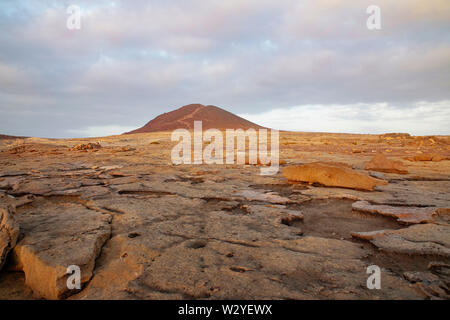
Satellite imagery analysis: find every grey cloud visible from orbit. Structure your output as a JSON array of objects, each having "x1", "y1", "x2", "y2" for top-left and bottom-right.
[{"x1": 0, "y1": 0, "x2": 449, "y2": 137}]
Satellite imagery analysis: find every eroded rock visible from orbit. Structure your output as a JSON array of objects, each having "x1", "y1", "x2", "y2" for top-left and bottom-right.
[
  {"x1": 10, "y1": 200, "x2": 111, "y2": 299},
  {"x1": 352, "y1": 200, "x2": 438, "y2": 224},
  {"x1": 242, "y1": 204, "x2": 303, "y2": 227},
  {"x1": 283, "y1": 163, "x2": 387, "y2": 191},
  {"x1": 365, "y1": 154, "x2": 408, "y2": 174},
  {"x1": 352, "y1": 224, "x2": 450, "y2": 257},
  {"x1": 1, "y1": 130, "x2": 448, "y2": 300},
  {"x1": 72, "y1": 142, "x2": 101, "y2": 151},
  {"x1": 412, "y1": 154, "x2": 448, "y2": 162},
  {"x1": 234, "y1": 190, "x2": 291, "y2": 204},
  {"x1": 0, "y1": 205, "x2": 19, "y2": 270},
  {"x1": 403, "y1": 271, "x2": 449, "y2": 299}
]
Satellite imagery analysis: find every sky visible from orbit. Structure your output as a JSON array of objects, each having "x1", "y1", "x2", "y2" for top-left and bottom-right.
[{"x1": 0, "y1": 0, "x2": 449, "y2": 138}]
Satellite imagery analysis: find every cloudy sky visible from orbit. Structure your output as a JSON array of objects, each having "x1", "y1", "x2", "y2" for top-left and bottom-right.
[{"x1": 0, "y1": 0, "x2": 449, "y2": 138}]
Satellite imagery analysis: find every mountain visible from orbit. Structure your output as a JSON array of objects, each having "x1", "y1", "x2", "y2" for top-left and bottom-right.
[
  {"x1": 0, "y1": 134, "x2": 27, "y2": 140},
  {"x1": 125, "y1": 104, "x2": 265, "y2": 134}
]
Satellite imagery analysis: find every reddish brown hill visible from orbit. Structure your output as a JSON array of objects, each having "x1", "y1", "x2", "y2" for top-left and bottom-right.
[
  {"x1": 0, "y1": 134, "x2": 27, "y2": 140},
  {"x1": 125, "y1": 104, "x2": 265, "y2": 134}
]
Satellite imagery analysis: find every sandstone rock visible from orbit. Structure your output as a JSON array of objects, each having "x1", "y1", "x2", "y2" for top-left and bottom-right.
[
  {"x1": 299, "y1": 188, "x2": 364, "y2": 201},
  {"x1": 99, "y1": 165, "x2": 123, "y2": 171},
  {"x1": 0, "y1": 271, "x2": 34, "y2": 299},
  {"x1": 313, "y1": 161, "x2": 353, "y2": 169},
  {"x1": 72, "y1": 142, "x2": 101, "y2": 151},
  {"x1": 10, "y1": 200, "x2": 111, "y2": 299},
  {"x1": 110, "y1": 146, "x2": 136, "y2": 153},
  {"x1": 283, "y1": 163, "x2": 387, "y2": 191},
  {"x1": 380, "y1": 133, "x2": 411, "y2": 139},
  {"x1": 403, "y1": 271, "x2": 449, "y2": 299},
  {"x1": 432, "y1": 154, "x2": 447, "y2": 162},
  {"x1": 10, "y1": 177, "x2": 83, "y2": 196},
  {"x1": 242, "y1": 204, "x2": 303, "y2": 227},
  {"x1": 97, "y1": 236, "x2": 418, "y2": 300},
  {"x1": 73, "y1": 196, "x2": 305, "y2": 299},
  {"x1": 244, "y1": 158, "x2": 286, "y2": 166},
  {"x1": 0, "y1": 194, "x2": 35, "y2": 211},
  {"x1": 234, "y1": 190, "x2": 291, "y2": 204},
  {"x1": 352, "y1": 200, "x2": 437, "y2": 224},
  {"x1": 352, "y1": 224, "x2": 450, "y2": 257},
  {"x1": 0, "y1": 205, "x2": 19, "y2": 270},
  {"x1": 412, "y1": 154, "x2": 447, "y2": 162},
  {"x1": 428, "y1": 261, "x2": 450, "y2": 277},
  {"x1": 70, "y1": 233, "x2": 162, "y2": 299},
  {"x1": 365, "y1": 154, "x2": 408, "y2": 174},
  {"x1": 0, "y1": 176, "x2": 25, "y2": 190},
  {"x1": 45, "y1": 185, "x2": 111, "y2": 199},
  {"x1": 413, "y1": 154, "x2": 433, "y2": 161},
  {"x1": 368, "y1": 171, "x2": 386, "y2": 180},
  {"x1": 8, "y1": 145, "x2": 36, "y2": 154},
  {"x1": 0, "y1": 171, "x2": 28, "y2": 178},
  {"x1": 104, "y1": 176, "x2": 141, "y2": 186},
  {"x1": 2, "y1": 129, "x2": 449, "y2": 300},
  {"x1": 70, "y1": 189, "x2": 422, "y2": 300},
  {"x1": 23, "y1": 233, "x2": 399, "y2": 301},
  {"x1": 273, "y1": 174, "x2": 450, "y2": 208}
]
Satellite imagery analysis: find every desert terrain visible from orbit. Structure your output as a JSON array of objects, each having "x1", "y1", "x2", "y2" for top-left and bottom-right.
[{"x1": 0, "y1": 126, "x2": 449, "y2": 300}]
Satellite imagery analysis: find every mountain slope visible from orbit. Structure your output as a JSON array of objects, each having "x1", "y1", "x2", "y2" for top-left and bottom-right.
[{"x1": 125, "y1": 104, "x2": 265, "y2": 134}]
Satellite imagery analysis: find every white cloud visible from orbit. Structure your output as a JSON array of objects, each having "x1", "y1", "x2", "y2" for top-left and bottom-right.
[{"x1": 239, "y1": 101, "x2": 450, "y2": 135}]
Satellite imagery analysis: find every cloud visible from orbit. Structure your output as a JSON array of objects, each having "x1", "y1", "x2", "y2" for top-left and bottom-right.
[
  {"x1": 239, "y1": 101, "x2": 450, "y2": 136},
  {"x1": 0, "y1": 0, "x2": 449, "y2": 137}
]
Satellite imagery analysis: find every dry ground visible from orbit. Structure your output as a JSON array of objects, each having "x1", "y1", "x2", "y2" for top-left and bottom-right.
[{"x1": 0, "y1": 131, "x2": 449, "y2": 299}]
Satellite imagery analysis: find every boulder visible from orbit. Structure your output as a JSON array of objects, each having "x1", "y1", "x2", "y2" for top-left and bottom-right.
[
  {"x1": 365, "y1": 154, "x2": 408, "y2": 174},
  {"x1": 283, "y1": 163, "x2": 387, "y2": 191},
  {"x1": 0, "y1": 206, "x2": 19, "y2": 270},
  {"x1": 10, "y1": 201, "x2": 111, "y2": 299}
]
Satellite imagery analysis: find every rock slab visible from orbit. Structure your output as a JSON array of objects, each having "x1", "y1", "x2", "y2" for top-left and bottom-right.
[
  {"x1": 352, "y1": 224, "x2": 450, "y2": 257},
  {"x1": 352, "y1": 200, "x2": 438, "y2": 224},
  {"x1": 10, "y1": 201, "x2": 111, "y2": 299},
  {"x1": 0, "y1": 206, "x2": 19, "y2": 270},
  {"x1": 283, "y1": 163, "x2": 387, "y2": 191},
  {"x1": 365, "y1": 154, "x2": 408, "y2": 174}
]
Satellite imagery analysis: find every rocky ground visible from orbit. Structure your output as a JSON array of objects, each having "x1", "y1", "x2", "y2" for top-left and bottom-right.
[{"x1": 0, "y1": 131, "x2": 449, "y2": 300}]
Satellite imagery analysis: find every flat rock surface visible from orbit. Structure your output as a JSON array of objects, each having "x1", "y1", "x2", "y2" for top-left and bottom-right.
[{"x1": 0, "y1": 131, "x2": 449, "y2": 300}]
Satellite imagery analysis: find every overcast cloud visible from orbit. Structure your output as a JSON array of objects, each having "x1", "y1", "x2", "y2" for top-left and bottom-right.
[{"x1": 0, "y1": 0, "x2": 449, "y2": 137}]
